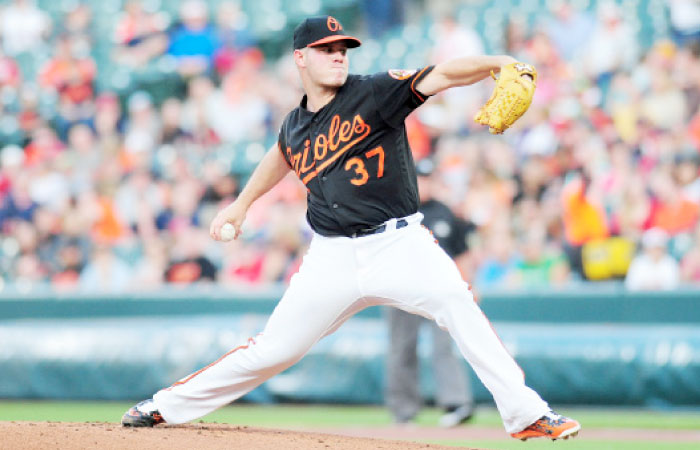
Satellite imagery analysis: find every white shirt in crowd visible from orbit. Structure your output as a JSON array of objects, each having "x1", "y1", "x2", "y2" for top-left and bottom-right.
[{"x1": 625, "y1": 253, "x2": 681, "y2": 291}]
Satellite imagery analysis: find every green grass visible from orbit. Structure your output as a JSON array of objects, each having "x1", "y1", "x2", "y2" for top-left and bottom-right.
[{"x1": 1, "y1": 401, "x2": 699, "y2": 450}]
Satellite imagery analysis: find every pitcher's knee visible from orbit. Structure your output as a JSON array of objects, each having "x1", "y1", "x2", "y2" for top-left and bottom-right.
[
  {"x1": 238, "y1": 338, "x2": 306, "y2": 374},
  {"x1": 431, "y1": 290, "x2": 478, "y2": 328}
]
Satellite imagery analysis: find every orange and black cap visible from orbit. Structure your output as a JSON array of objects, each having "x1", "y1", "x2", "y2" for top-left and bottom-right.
[{"x1": 293, "y1": 16, "x2": 361, "y2": 50}]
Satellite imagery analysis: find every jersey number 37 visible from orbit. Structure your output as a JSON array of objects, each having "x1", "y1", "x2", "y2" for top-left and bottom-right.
[{"x1": 344, "y1": 146, "x2": 385, "y2": 186}]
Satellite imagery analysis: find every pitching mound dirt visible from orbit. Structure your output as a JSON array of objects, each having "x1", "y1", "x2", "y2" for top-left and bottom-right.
[{"x1": 1, "y1": 422, "x2": 485, "y2": 450}]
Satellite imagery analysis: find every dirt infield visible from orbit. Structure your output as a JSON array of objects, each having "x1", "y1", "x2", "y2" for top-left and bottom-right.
[
  {"x1": 0, "y1": 422, "x2": 484, "y2": 450},
  {"x1": 4, "y1": 420, "x2": 700, "y2": 449}
]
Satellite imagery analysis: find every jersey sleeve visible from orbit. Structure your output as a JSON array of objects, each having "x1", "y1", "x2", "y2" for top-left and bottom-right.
[
  {"x1": 277, "y1": 124, "x2": 293, "y2": 169},
  {"x1": 369, "y1": 66, "x2": 435, "y2": 128}
]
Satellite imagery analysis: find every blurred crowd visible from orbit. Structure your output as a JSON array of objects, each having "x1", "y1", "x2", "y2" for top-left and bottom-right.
[{"x1": 1, "y1": 0, "x2": 700, "y2": 293}]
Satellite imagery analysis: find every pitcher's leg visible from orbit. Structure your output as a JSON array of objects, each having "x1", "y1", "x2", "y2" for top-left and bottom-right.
[
  {"x1": 363, "y1": 225, "x2": 549, "y2": 433},
  {"x1": 385, "y1": 308, "x2": 422, "y2": 423},
  {"x1": 153, "y1": 236, "x2": 362, "y2": 424}
]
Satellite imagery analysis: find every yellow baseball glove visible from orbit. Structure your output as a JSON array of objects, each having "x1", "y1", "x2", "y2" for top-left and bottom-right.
[{"x1": 474, "y1": 62, "x2": 537, "y2": 134}]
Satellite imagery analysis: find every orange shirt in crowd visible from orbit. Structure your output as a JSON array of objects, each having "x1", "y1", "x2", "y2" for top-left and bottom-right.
[
  {"x1": 648, "y1": 198, "x2": 699, "y2": 235},
  {"x1": 561, "y1": 177, "x2": 609, "y2": 246}
]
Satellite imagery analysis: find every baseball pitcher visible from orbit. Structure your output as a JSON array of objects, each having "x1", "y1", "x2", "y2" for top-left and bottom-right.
[{"x1": 122, "y1": 16, "x2": 579, "y2": 441}]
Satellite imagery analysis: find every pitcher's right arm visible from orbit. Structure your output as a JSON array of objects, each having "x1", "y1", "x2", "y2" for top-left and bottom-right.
[{"x1": 209, "y1": 144, "x2": 291, "y2": 241}]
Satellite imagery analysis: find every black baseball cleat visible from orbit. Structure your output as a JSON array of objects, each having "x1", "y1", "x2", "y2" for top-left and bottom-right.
[{"x1": 121, "y1": 399, "x2": 165, "y2": 427}]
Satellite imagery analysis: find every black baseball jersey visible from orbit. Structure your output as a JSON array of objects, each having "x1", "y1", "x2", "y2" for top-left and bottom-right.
[{"x1": 278, "y1": 67, "x2": 435, "y2": 237}]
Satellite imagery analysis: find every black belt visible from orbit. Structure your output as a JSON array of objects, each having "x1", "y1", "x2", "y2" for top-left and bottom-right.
[{"x1": 352, "y1": 219, "x2": 408, "y2": 238}]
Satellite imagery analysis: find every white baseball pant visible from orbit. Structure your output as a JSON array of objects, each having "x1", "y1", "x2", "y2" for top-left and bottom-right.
[{"x1": 153, "y1": 213, "x2": 550, "y2": 433}]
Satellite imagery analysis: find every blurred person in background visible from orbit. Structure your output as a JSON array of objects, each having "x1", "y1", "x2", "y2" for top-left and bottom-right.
[
  {"x1": 647, "y1": 169, "x2": 699, "y2": 236},
  {"x1": 156, "y1": 175, "x2": 202, "y2": 232},
  {"x1": 167, "y1": 0, "x2": 220, "y2": 77},
  {"x1": 48, "y1": 196, "x2": 92, "y2": 289},
  {"x1": 673, "y1": 152, "x2": 700, "y2": 202},
  {"x1": 386, "y1": 159, "x2": 475, "y2": 427},
  {"x1": 165, "y1": 225, "x2": 216, "y2": 284},
  {"x1": 667, "y1": 0, "x2": 700, "y2": 47},
  {"x1": 205, "y1": 63, "x2": 270, "y2": 144},
  {"x1": 213, "y1": 0, "x2": 258, "y2": 76},
  {"x1": 640, "y1": 66, "x2": 688, "y2": 131},
  {"x1": 92, "y1": 92, "x2": 124, "y2": 154},
  {"x1": 0, "y1": 47, "x2": 21, "y2": 89},
  {"x1": 426, "y1": 14, "x2": 485, "y2": 131},
  {"x1": 62, "y1": 123, "x2": 101, "y2": 195},
  {"x1": 159, "y1": 97, "x2": 191, "y2": 146},
  {"x1": 560, "y1": 167, "x2": 610, "y2": 279},
  {"x1": 625, "y1": 227, "x2": 681, "y2": 290},
  {"x1": 122, "y1": 91, "x2": 159, "y2": 170},
  {"x1": 542, "y1": 0, "x2": 594, "y2": 62},
  {"x1": 360, "y1": 0, "x2": 404, "y2": 39},
  {"x1": 132, "y1": 240, "x2": 168, "y2": 289},
  {"x1": 114, "y1": 168, "x2": 163, "y2": 236},
  {"x1": 60, "y1": 3, "x2": 93, "y2": 58},
  {"x1": 582, "y1": 1, "x2": 639, "y2": 96},
  {"x1": 0, "y1": 0, "x2": 51, "y2": 57},
  {"x1": 79, "y1": 243, "x2": 134, "y2": 292},
  {"x1": 38, "y1": 34, "x2": 97, "y2": 130},
  {"x1": 180, "y1": 75, "x2": 216, "y2": 145},
  {"x1": 0, "y1": 146, "x2": 36, "y2": 227},
  {"x1": 474, "y1": 224, "x2": 520, "y2": 289},
  {"x1": 513, "y1": 222, "x2": 570, "y2": 287},
  {"x1": 113, "y1": 0, "x2": 169, "y2": 68}
]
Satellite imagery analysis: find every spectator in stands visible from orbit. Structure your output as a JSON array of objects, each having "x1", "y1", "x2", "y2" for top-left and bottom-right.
[
  {"x1": 114, "y1": 168, "x2": 163, "y2": 235},
  {"x1": 0, "y1": 0, "x2": 51, "y2": 56},
  {"x1": 205, "y1": 66, "x2": 269, "y2": 144},
  {"x1": 61, "y1": 3, "x2": 93, "y2": 54},
  {"x1": 582, "y1": 2, "x2": 639, "y2": 96},
  {"x1": 165, "y1": 226, "x2": 217, "y2": 284},
  {"x1": 180, "y1": 76, "x2": 216, "y2": 144},
  {"x1": 625, "y1": 227, "x2": 681, "y2": 290},
  {"x1": 640, "y1": 70, "x2": 688, "y2": 131},
  {"x1": 113, "y1": 0, "x2": 169, "y2": 67},
  {"x1": 38, "y1": 34, "x2": 96, "y2": 105},
  {"x1": 213, "y1": 0, "x2": 258, "y2": 75},
  {"x1": 428, "y1": 14, "x2": 485, "y2": 131},
  {"x1": 167, "y1": 0, "x2": 221, "y2": 76},
  {"x1": 647, "y1": 170, "x2": 699, "y2": 236},
  {"x1": 560, "y1": 168, "x2": 610, "y2": 278},
  {"x1": 93, "y1": 92, "x2": 124, "y2": 154},
  {"x1": 666, "y1": 0, "x2": 700, "y2": 47},
  {"x1": 0, "y1": 146, "x2": 35, "y2": 228},
  {"x1": 360, "y1": 0, "x2": 404, "y2": 39},
  {"x1": 38, "y1": 34, "x2": 97, "y2": 132},
  {"x1": 79, "y1": 243, "x2": 134, "y2": 292},
  {"x1": 674, "y1": 152, "x2": 700, "y2": 202},
  {"x1": 63, "y1": 123, "x2": 101, "y2": 195},
  {"x1": 514, "y1": 223, "x2": 570, "y2": 287},
  {"x1": 542, "y1": 0, "x2": 595, "y2": 61},
  {"x1": 159, "y1": 97, "x2": 190, "y2": 146},
  {"x1": 133, "y1": 240, "x2": 168, "y2": 289},
  {"x1": 0, "y1": 48, "x2": 21, "y2": 88},
  {"x1": 122, "y1": 91, "x2": 159, "y2": 170},
  {"x1": 475, "y1": 225, "x2": 519, "y2": 289}
]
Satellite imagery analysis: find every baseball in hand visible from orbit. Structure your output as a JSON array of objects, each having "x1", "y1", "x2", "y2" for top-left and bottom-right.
[{"x1": 220, "y1": 223, "x2": 236, "y2": 241}]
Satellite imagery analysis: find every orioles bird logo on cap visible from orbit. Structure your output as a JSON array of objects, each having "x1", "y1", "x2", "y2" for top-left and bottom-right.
[{"x1": 327, "y1": 16, "x2": 342, "y2": 31}]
